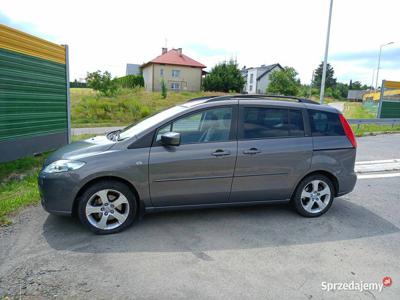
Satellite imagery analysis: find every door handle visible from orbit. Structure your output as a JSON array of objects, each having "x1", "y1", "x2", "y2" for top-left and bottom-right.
[
  {"x1": 243, "y1": 147, "x2": 261, "y2": 155},
  {"x1": 212, "y1": 149, "x2": 231, "y2": 157}
]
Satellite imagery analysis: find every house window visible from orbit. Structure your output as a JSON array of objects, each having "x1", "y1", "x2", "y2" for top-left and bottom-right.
[
  {"x1": 250, "y1": 73, "x2": 254, "y2": 84},
  {"x1": 171, "y1": 82, "x2": 180, "y2": 90},
  {"x1": 160, "y1": 68, "x2": 164, "y2": 76},
  {"x1": 249, "y1": 85, "x2": 253, "y2": 92},
  {"x1": 172, "y1": 70, "x2": 180, "y2": 77}
]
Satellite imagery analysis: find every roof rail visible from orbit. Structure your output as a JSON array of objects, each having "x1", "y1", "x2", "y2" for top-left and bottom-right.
[
  {"x1": 192, "y1": 94, "x2": 319, "y2": 105},
  {"x1": 186, "y1": 96, "x2": 220, "y2": 102}
]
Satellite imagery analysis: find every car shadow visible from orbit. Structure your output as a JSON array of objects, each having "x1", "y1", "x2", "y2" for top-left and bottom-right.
[{"x1": 42, "y1": 198, "x2": 399, "y2": 254}]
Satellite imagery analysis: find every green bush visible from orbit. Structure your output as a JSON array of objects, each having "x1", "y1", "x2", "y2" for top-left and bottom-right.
[
  {"x1": 114, "y1": 75, "x2": 144, "y2": 89},
  {"x1": 86, "y1": 70, "x2": 118, "y2": 97},
  {"x1": 203, "y1": 60, "x2": 245, "y2": 92},
  {"x1": 161, "y1": 80, "x2": 167, "y2": 99},
  {"x1": 267, "y1": 66, "x2": 301, "y2": 96}
]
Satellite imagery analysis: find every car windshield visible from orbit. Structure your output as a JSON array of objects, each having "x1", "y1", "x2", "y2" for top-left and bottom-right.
[{"x1": 117, "y1": 105, "x2": 187, "y2": 140}]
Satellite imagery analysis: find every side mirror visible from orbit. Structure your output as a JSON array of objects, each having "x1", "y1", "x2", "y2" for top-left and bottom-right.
[{"x1": 161, "y1": 132, "x2": 181, "y2": 146}]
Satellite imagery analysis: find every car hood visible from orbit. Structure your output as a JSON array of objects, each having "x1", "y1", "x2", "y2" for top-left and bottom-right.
[{"x1": 44, "y1": 135, "x2": 116, "y2": 165}]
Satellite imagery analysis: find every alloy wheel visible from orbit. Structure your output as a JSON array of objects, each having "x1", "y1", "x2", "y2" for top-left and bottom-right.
[
  {"x1": 300, "y1": 180, "x2": 331, "y2": 214},
  {"x1": 85, "y1": 189, "x2": 130, "y2": 230}
]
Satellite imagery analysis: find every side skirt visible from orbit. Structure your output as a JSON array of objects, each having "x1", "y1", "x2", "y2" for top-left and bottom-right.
[{"x1": 145, "y1": 199, "x2": 290, "y2": 213}]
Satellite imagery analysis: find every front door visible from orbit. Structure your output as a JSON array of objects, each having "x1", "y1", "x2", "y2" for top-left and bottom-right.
[
  {"x1": 149, "y1": 106, "x2": 238, "y2": 207},
  {"x1": 230, "y1": 105, "x2": 312, "y2": 202}
]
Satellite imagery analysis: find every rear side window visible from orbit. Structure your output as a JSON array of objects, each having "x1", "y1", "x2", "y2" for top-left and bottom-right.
[
  {"x1": 242, "y1": 107, "x2": 305, "y2": 139},
  {"x1": 308, "y1": 110, "x2": 344, "y2": 136},
  {"x1": 289, "y1": 110, "x2": 305, "y2": 137}
]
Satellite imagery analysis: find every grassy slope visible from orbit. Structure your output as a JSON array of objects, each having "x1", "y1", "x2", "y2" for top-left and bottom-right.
[{"x1": 71, "y1": 88, "x2": 224, "y2": 127}]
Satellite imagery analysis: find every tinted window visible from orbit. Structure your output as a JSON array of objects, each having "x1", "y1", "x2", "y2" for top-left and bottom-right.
[
  {"x1": 157, "y1": 107, "x2": 232, "y2": 144},
  {"x1": 243, "y1": 107, "x2": 289, "y2": 139},
  {"x1": 289, "y1": 110, "x2": 305, "y2": 136},
  {"x1": 308, "y1": 110, "x2": 344, "y2": 136}
]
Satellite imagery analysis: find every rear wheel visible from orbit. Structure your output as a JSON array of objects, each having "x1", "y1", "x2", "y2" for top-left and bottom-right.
[
  {"x1": 292, "y1": 174, "x2": 334, "y2": 217},
  {"x1": 78, "y1": 180, "x2": 137, "y2": 234}
]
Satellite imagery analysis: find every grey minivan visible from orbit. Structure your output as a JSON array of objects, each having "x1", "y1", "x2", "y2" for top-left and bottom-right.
[{"x1": 39, "y1": 95, "x2": 357, "y2": 234}]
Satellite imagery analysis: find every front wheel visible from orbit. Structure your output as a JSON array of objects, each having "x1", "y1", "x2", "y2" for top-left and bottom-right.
[
  {"x1": 292, "y1": 174, "x2": 334, "y2": 217},
  {"x1": 78, "y1": 180, "x2": 137, "y2": 234}
]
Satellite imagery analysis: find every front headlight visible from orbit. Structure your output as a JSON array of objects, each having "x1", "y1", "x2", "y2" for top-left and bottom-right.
[{"x1": 43, "y1": 160, "x2": 86, "y2": 174}]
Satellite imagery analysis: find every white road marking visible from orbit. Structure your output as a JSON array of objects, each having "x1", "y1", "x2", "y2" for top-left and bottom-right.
[
  {"x1": 355, "y1": 159, "x2": 400, "y2": 165},
  {"x1": 355, "y1": 158, "x2": 400, "y2": 174},
  {"x1": 357, "y1": 172, "x2": 400, "y2": 179}
]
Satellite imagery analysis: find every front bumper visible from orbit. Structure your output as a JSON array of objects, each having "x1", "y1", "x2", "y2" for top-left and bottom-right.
[{"x1": 38, "y1": 172, "x2": 80, "y2": 216}]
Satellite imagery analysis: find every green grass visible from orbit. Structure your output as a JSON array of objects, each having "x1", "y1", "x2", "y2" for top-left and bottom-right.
[
  {"x1": 0, "y1": 135, "x2": 93, "y2": 225},
  {"x1": 71, "y1": 87, "x2": 224, "y2": 127},
  {"x1": 343, "y1": 102, "x2": 376, "y2": 119},
  {"x1": 351, "y1": 124, "x2": 400, "y2": 137}
]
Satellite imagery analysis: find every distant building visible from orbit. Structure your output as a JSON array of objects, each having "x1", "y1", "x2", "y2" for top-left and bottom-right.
[
  {"x1": 347, "y1": 90, "x2": 367, "y2": 101},
  {"x1": 141, "y1": 48, "x2": 206, "y2": 92},
  {"x1": 241, "y1": 64, "x2": 283, "y2": 94},
  {"x1": 126, "y1": 64, "x2": 141, "y2": 76}
]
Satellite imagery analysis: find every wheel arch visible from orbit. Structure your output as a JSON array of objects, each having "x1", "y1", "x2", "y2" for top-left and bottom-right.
[
  {"x1": 72, "y1": 176, "x2": 142, "y2": 217},
  {"x1": 291, "y1": 170, "x2": 339, "y2": 200}
]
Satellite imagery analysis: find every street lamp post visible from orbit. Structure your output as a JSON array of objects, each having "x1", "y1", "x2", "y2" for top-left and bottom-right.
[
  {"x1": 319, "y1": 0, "x2": 334, "y2": 104},
  {"x1": 375, "y1": 42, "x2": 394, "y2": 90}
]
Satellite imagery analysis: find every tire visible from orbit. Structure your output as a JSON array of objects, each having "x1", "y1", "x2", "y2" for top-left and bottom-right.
[
  {"x1": 78, "y1": 180, "x2": 137, "y2": 234},
  {"x1": 292, "y1": 174, "x2": 335, "y2": 217}
]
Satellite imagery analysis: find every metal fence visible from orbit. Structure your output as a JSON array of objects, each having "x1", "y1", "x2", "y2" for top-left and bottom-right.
[{"x1": 348, "y1": 118, "x2": 400, "y2": 128}]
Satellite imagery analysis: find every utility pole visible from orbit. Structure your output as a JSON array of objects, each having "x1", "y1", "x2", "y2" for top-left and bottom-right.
[
  {"x1": 375, "y1": 42, "x2": 394, "y2": 90},
  {"x1": 319, "y1": 0, "x2": 334, "y2": 104}
]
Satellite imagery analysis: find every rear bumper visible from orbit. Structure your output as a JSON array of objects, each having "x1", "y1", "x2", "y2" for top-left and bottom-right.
[
  {"x1": 38, "y1": 172, "x2": 78, "y2": 216},
  {"x1": 337, "y1": 171, "x2": 357, "y2": 196}
]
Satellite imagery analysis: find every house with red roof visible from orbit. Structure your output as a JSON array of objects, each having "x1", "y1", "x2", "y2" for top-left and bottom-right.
[{"x1": 141, "y1": 48, "x2": 206, "y2": 92}]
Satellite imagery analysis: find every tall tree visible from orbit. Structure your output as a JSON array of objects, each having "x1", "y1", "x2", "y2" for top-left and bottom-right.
[
  {"x1": 202, "y1": 60, "x2": 245, "y2": 92},
  {"x1": 312, "y1": 62, "x2": 336, "y2": 89},
  {"x1": 267, "y1": 66, "x2": 301, "y2": 96}
]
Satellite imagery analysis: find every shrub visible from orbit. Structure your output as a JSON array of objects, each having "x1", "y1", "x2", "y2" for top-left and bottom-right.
[
  {"x1": 203, "y1": 60, "x2": 245, "y2": 92},
  {"x1": 114, "y1": 75, "x2": 144, "y2": 89},
  {"x1": 267, "y1": 66, "x2": 301, "y2": 96},
  {"x1": 86, "y1": 71, "x2": 118, "y2": 97},
  {"x1": 161, "y1": 80, "x2": 167, "y2": 99}
]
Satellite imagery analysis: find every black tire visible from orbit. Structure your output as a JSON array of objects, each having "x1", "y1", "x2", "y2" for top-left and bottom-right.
[
  {"x1": 292, "y1": 174, "x2": 335, "y2": 218},
  {"x1": 78, "y1": 180, "x2": 137, "y2": 234}
]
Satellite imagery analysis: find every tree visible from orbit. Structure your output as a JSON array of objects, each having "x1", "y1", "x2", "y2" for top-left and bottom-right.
[
  {"x1": 312, "y1": 62, "x2": 336, "y2": 89},
  {"x1": 86, "y1": 70, "x2": 118, "y2": 96},
  {"x1": 335, "y1": 82, "x2": 349, "y2": 98},
  {"x1": 266, "y1": 66, "x2": 301, "y2": 96},
  {"x1": 161, "y1": 79, "x2": 167, "y2": 99},
  {"x1": 203, "y1": 60, "x2": 245, "y2": 92}
]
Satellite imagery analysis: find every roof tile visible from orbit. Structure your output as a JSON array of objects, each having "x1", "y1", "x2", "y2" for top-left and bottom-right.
[{"x1": 144, "y1": 49, "x2": 206, "y2": 68}]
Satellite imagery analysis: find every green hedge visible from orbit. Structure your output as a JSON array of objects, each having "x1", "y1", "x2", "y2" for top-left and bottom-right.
[{"x1": 115, "y1": 75, "x2": 144, "y2": 88}]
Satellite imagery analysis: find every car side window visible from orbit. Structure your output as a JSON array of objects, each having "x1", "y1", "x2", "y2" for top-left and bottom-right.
[
  {"x1": 308, "y1": 109, "x2": 344, "y2": 136},
  {"x1": 156, "y1": 107, "x2": 233, "y2": 144},
  {"x1": 241, "y1": 107, "x2": 305, "y2": 139},
  {"x1": 242, "y1": 107, "x2": 289, "y2": 139}
]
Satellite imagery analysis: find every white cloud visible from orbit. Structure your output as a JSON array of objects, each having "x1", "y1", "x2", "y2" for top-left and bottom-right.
[{"x1": 1, "y1": 0, "x2": 399, "y2": 84}]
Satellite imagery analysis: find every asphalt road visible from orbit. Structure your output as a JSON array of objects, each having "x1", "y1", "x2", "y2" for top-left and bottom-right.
[{"x1": 0, "y1": 134, "x2": 399, "y2": 299}]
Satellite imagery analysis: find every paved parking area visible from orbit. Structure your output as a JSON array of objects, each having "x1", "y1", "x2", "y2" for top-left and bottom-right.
[{"x1": 0, "y1": 134, "x2": 399, "y2": 299}]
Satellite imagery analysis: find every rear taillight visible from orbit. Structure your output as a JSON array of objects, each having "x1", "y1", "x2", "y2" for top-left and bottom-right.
[{"x1": 339, "y1": 114, "x2": 357, "y2": 148}]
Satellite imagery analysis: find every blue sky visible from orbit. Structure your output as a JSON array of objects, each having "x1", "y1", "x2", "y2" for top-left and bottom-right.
[
  {"x1": 331, "y1": 48, "x2": 400, "y2": 69},
  {"x1": 1, "y1": 0, "x2": 399, "y2": 85}
]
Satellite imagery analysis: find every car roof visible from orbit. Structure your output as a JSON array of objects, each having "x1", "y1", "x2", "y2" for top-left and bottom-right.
[{"x1": 183, "y1": 95, "x2": 340, "y2": 114}]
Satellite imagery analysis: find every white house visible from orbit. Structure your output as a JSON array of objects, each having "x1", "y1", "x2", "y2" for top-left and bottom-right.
[{"x1": 242, "y1": 64, "x2": 283, "y2": 94}]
